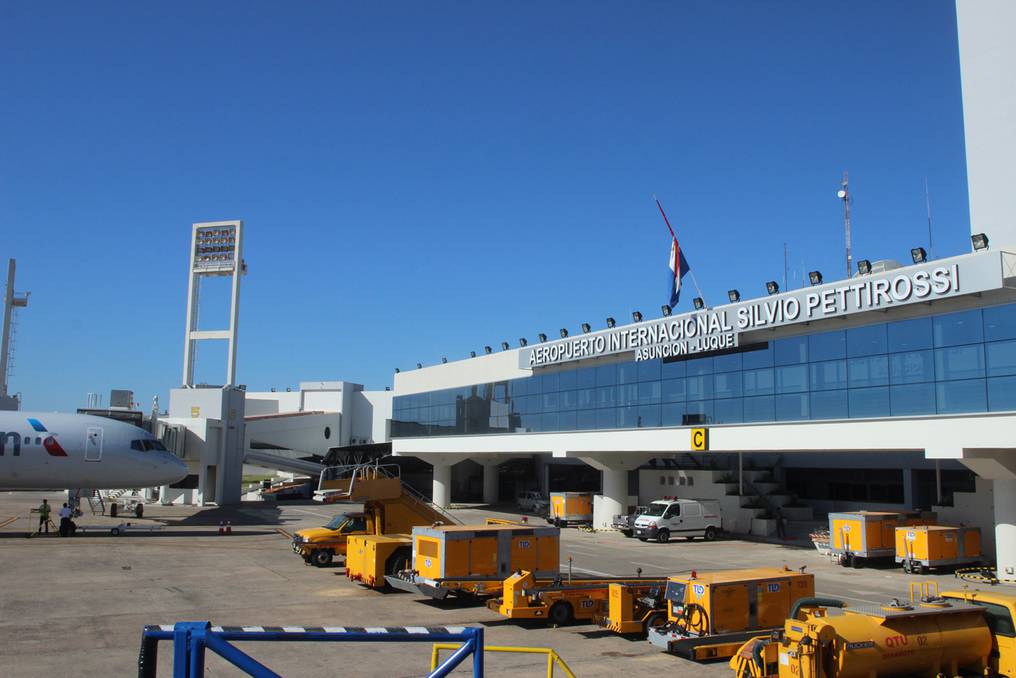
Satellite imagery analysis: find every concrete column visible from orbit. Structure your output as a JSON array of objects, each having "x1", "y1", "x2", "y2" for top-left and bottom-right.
[
  {"x1": 599, "y1": 467, "x2": 628, "y2": 529},
  {"x1": 432, "y1": 462, "x2": 452, "y2": 509},
  {"x1": 424, "y1": 454, "x2": 470, "y2": 509},
  {"x1": 578, "y1": 453, "x2": 655, "y2": 530},
  {"x1": 482, "y1": 462, "x2": 500, "y2": 505},
  {"x1": 996, "y1": 479, "x2": 1016, "y2": 577},
  {"x1": 903, "y1": 468, "x2": 914, "y2": 509}
]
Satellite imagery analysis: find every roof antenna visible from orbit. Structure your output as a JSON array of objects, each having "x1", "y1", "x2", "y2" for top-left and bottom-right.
[
  {"x1": 925, "y1": 177, "x2": 935, "y2": 259},
  {"x1": 837, "y1": 172, "x2": 852, "y2": 279}
]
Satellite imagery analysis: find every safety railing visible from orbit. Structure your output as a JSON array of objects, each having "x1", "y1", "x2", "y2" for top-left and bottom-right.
[
  {"x1": 138, "y1": 622, "x2": 483, "y2": 678},
  {"x1": 317, "y1": 460, "x2": 461, "y2": 525},
  {"x1": 430, "y1": 643, "x2": 576, "y2": 678}
]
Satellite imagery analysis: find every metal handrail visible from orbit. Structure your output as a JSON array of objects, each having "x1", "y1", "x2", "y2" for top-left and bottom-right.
[
  {"x1": 430, "y1": 643, "x2": 576, "y2": 678},
  {"x1": 138, "y1": 622, "x2": 483, "y2": 678},
  {"x1": 317, "y1": 461, "x2": 461, "y2": 526}
]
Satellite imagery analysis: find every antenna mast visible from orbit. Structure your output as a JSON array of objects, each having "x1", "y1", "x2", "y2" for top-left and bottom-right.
[
  {"x1": 783, "y1": 242, "x2": 789, "y2": 290},
  {"x1": 925, "y1": 177, "x2": 935, "y2": 258},
  {"x1": 838, "y1": 172, "x2": 852, "y2": 278},
  {"x1": 1, "y1": 259, "x2": 29, "y2": 408}
]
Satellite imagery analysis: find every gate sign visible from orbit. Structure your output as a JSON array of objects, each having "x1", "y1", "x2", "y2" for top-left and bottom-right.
[{"x1": 691, "y1": 428, "x2": 708, "y2": 451}]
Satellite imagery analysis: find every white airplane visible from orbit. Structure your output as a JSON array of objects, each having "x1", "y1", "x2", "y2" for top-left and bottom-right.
[{"x1": 0, "y1": 411, "x2": 188, "y2": 489}]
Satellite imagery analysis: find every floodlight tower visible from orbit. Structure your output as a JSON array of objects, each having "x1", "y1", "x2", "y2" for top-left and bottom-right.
[
  {"x1": 182, "y1": 221, "x2": 245, "y2": 386},
  {"x1": 1, "y1": 259, "x2": 29, "y2": 410},
  {"x1": 837, "y1": 172, "x2": 852, "y2": 279}
]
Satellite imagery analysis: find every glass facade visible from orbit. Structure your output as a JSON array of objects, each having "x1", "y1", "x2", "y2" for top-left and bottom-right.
[{"x1": 391, "y1": 302, "x2": 1016, "y2": 438}]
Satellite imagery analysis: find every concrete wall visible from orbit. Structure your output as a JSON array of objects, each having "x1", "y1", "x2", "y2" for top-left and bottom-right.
[
  {"x1": 957, "y1": 0, "x2": 1016, "y2": 249},
  {"x1": 354, "y1": 390, "x2": 392, "y2": 444},
  {"x1": 935, "y1": 475, "x2": 996, "y2": 557}
]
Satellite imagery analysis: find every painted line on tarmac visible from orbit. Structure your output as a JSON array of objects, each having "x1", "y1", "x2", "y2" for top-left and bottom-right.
[
  {"x1": 275, "y1": 528, "x2": 293, "y2": 538},
  {"x1": 287, "y1": 507, "x2": 333, "y2": 519},
  {"x1": 0, "y1": 516, "x2": 18, "y2": 529},
  {"x1": 560, "y1": 562, "x2": 619, "y2": 578},
  {"x1": 630, "y1": 561, "x2": 679, "y2": 571},
  {"x1": 816, "y1": 591, "x2": 881, "y2": 605}
]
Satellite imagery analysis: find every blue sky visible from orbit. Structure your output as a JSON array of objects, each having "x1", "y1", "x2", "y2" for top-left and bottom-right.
[{"x1": 2, "y1": 1, "x2": 970, "y2": 411}]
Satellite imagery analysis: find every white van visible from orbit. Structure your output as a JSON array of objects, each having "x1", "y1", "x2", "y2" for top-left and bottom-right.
[{"x1": 632, "y1": 498, "x2": 721, "y2": 543}]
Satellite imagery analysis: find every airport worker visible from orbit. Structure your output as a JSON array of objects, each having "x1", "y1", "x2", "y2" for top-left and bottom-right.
[
  {"x1": 775, "y1": 509, "x2": 787, "y2": 540},
  {"x1": 37, "y1": 499, "x2": 51, "y2": 534},
  {"x1": 58, "y1": 503, "x2": 73, "y2": 536}
]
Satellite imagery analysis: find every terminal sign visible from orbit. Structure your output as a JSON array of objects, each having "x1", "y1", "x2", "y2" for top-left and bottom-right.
[{"x1": 519, "y1": 256, "x2": 991, "y2": 370}]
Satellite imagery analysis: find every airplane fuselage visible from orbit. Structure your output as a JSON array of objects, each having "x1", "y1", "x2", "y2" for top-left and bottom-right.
[{"x1": 0, "y1": 411, "x2": 188, "y2": 490}]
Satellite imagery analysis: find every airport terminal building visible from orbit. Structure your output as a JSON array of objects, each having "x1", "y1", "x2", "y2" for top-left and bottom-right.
[{"x1": 391, "y1": 247, "x2": 1016, "y2": 570}]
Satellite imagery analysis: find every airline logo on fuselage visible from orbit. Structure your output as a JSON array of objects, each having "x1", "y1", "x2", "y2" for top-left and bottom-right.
[{"x1": 0, "y1": 419, "x2": 67, "y2": 457}]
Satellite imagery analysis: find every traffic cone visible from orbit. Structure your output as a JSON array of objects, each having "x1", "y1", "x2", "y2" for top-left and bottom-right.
[
  {"x1": 218, "y1": 521, "x2": 225, "y2": 536},
  {"x1": 225, "y1": 521, "x2": 232, "y2": 535}
]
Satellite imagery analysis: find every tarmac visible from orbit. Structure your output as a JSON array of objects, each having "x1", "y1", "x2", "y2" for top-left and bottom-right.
[{"x1": 0, "y1": 491, "x2": 1000, "y2": 677}]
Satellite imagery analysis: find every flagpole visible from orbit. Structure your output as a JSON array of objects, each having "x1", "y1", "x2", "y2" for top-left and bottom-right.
[{"x1": 653, "y1": 195, "x2": 706, "y2": 306}]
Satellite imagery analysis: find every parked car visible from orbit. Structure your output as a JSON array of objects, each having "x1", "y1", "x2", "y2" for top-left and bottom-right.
[
  {"x1": 516, "y1": 491, "x2": 549, "y2": 514},
  {"x1": 612, "y1": 505, "x2": 648, "y2": 537},
  {"x1": 632, "y1": 499, "x2": 721, "y2": 543}
]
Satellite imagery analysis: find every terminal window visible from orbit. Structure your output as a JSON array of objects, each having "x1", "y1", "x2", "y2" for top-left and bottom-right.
[{"x1": 392, "y1": 302, "x2": 1016, "y2": 438}]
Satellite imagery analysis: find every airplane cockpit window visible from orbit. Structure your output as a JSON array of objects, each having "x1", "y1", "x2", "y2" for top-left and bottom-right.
[
  {"x1": 140, "y1": 439, "x2": 168, "y2": 451},
  {"x1": 131, "y1": 440, "x2": 145, "y2": 451}
]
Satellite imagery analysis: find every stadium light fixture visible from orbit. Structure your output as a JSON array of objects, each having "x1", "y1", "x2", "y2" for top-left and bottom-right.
[
  {"x1": 766, "y1": 281, "x2": 780, "y2": 295},
  {"x1": 728, "y1": 289, "x2": 740, "y2": 303},
  {"x1": 972, "y1": 233, "x2": 989, "y2": 251},
  {"x1": 809, "y1": 270, "x2": 823, "y2": 286}
]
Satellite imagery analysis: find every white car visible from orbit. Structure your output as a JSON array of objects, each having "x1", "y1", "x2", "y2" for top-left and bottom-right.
[
  {"x1": 516, "y1": 491, "x2": 548, "y2": 513},
  {"x1": 632, "y1": 499, "x2": 721, "y2": 543}
]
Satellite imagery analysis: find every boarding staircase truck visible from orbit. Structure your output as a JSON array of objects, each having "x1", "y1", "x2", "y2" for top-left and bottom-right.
[
  {"x1": 729, "y1": 582, "x2": 1016, "y2": 678},
  {"x1": 291, "y1": 462, "x2": 458, "y2": 568},
  {"x1": 647, "y1": 567, "x2": 816, "y2": 661},
  {"x1": 488, "y1": 569, "x2": 670, "y2": 628}
]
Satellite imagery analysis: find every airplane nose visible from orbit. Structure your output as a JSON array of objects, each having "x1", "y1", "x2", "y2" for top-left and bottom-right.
[{"x1": 157, "y1": 454, "x2": 189, "y2": 485}]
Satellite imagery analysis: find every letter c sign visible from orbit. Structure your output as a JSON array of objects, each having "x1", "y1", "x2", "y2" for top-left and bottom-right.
[{"x1": 691, "y1": 428, "x2": 708, "y2": 451}]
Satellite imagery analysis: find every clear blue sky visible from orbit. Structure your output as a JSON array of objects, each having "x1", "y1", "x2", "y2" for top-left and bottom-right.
[{"x1": 2, "y1": 1, "x2": 970, "y2": 411}]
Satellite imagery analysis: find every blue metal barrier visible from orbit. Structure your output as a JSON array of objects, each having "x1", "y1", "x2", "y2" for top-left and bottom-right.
[{"x1": 137, "y1": 622, "x2": 484, "y2": 678}]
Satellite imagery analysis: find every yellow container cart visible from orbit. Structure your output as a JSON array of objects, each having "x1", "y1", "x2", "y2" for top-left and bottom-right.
[
  {"x1": 548, "y1": 492, "x2": 593, "y2": 526},
  {"x1": 829, "y1": 511, "x2": 934, "y2": 567},
  {"x1": 895, "y1": 525, "x2": 982, "y2": 574},
  {"x1": 647, "y1": 567, "x2": 815, "y2": 660},
  {"x1": 386, "y1": 524, "x2": 560, "y2": 599},
  {"x1": 345, "y1": 533, "x2": 413, "y2": 589}
]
